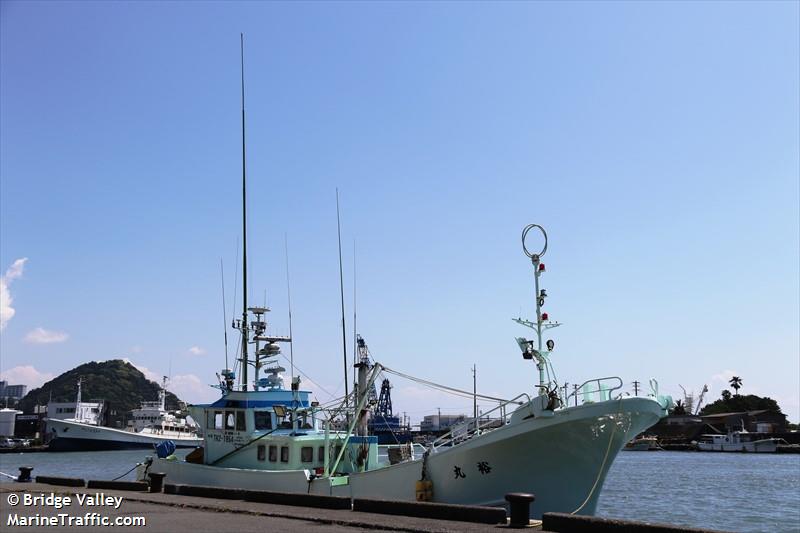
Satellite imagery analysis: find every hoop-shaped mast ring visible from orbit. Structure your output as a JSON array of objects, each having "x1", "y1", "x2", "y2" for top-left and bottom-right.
[{"x1": 522, "y1": 224, "x2": 548, "y2": 259}]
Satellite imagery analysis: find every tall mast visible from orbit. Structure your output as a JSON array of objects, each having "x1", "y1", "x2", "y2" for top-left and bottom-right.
[
  {"x1": 240, "y1": 33, "x2": 249, "y2": 391},
  {"x1": 336, "y1": 189, "x2": 349, "y2": 408}
]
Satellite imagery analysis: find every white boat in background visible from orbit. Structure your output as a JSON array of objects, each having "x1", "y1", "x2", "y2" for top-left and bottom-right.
[
  {"x1": 695, "y1": 429, "x2": 783, "y2": 453},
  {"x1": 46, "y1": 377, "x2": 202, "y2": 452},
  {"x1": 623, "y1": 435, "x2": 661, "y2": 451}
]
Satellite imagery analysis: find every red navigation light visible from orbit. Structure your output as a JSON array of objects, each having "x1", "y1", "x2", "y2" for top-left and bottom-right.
[
  {"x1": 539, "y1": 263, "x2": 546, "y2": 272},
  {"x1": 541, "y1": 312, "x2": 549, "y2": 321}
]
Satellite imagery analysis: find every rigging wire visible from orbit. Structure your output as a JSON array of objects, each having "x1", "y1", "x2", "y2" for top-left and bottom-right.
[{"x1": 381, "y1": 365, "x2": 511, "y2": 404}]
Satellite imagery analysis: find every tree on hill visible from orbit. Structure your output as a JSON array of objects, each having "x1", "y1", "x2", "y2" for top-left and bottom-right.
[
  {"x1": 699, "y1": 390, "x2": 782, "y2": 416},
  {"x1": 729, "y1": 376, "x2": 743, "y2": 396},
  {"x1": 17, "y1": 360, "x2": 184, "y2": 428}
]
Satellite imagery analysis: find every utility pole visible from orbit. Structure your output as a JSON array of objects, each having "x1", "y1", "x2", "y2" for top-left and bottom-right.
[
  {"x1": 632, "y1": 380, "x2": 640, "y2": 396},
  {"x1": 573, "y1": 384, "x2": 579, "y2": 406},
  {"x1": 437, "y1": 407, "x2": 441, "y2": 431}
]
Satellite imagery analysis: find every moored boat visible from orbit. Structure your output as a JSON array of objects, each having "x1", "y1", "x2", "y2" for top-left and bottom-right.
[
  {"x1": 135, "y1": 39, "x2": 672, "y2": 516},
  {"x1": 46, "y1": 377, "x2": 201, "y2": 452},
  {"x1": 623, "y1": 435, "x2": 661, "y2": 451},
  {"x1": 695, "y1": 429, "x2": 784, "y2": 453}
]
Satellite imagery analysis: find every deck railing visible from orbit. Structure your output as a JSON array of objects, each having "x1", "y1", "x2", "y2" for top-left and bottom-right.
[
  {"x1": 563, "y1": 376, "x2": 623, "y2": 406},
  {"x1": 430, "y1": 393, "x2": 532, "y2": 451}
]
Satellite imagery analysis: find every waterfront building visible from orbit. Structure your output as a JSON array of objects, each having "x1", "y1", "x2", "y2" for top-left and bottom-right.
[
  {"x1": 0, "y1": 381, "x2": 27, "y2": 403},
  {"x1": 419, "y1": 414, "x2": 466, "y2": 432}
]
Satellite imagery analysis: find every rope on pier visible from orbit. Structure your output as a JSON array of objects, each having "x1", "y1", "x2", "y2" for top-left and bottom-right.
[
  {"x1": 111, "y1": 463, "x2": 141, "y2": 481},
  {"x1": 0, "y1": 470, "x2": 18, "y2": 480}
]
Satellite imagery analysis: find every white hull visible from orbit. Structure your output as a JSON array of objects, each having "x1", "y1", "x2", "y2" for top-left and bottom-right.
[
  {"x1": 139, "y1": 397, "x2": 662, "y2": 517},
  {"x1": 46, "y1": 418, "x2": 202, "y2": 451},
  {"x1": 697, "y1": 440, "x2": 779, "y2": 453}
]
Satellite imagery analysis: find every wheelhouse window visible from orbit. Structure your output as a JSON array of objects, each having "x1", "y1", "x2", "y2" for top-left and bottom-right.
[
  {"x1": 280, "y1": 446, "x2": 289, "y2": 463},
  {"x1": 301, "y1": 446, "x2": 313, "y2": 463},
  {"x1": 225, "y1": 411, "x2": 235, "y2": 430},
  {"x1": 268, "y1": 445, "x2": 277, "y2": 462},
  {"x1": 255, "y1": 411, "x2": 272, "y2": 430},
  {"x1": 257, "y1": 445, "x2": 266, "y2": 462},
  {"x1": 214, "y1": 412, "x2": 223, "y2": 430},
  {"x1": 236, "y1": 411, "x2": 246, "y2": 431},
  {"x1": 318, "y1": 446, "x2": 325, "y2": 462}
]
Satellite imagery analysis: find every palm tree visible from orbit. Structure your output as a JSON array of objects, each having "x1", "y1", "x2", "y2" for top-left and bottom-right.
[
  {"x1": 729, "y1": 376, "x2": 743, "y2": 396},
  {"x1": 672, "y1": 399, "x2": 686, "y2": 415}
]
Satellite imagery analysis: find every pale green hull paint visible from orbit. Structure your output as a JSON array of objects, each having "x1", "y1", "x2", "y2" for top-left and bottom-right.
[{"x1": 141, "y1": 397, "x2": 663, "y2": 517}]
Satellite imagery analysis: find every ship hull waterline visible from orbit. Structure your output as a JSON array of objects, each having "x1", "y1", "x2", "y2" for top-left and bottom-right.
[
  {"x1": 138, "y1": 397, "x2": 662, "y2": 517},
  {"x1": 46, "y1": 418, "x2": 202, "y2": 452}
]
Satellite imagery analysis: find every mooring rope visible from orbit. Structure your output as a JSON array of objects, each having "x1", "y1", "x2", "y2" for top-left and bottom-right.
[
  {"x1": 570, "y1": 397, "x2": 624, "y2": 514},
  {"x1": 111, "y1": 463, "x2": 141, "y2": 481}
]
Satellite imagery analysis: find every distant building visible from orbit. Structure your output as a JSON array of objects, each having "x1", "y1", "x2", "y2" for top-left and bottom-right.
[
  {"x1": 0, "y1": 381, "x2": 27, "y2": 406},
  {"x1": 4, "y1": 384, "x2": 26, "y2": 399},
  {"x1": 420, "y1": 414, "x2": 466, "y2": 432},
  {"x1": 700, "y1": 410, "x2": 787, "y2": 434}
]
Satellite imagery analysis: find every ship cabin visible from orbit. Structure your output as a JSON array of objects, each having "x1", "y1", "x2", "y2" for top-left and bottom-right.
[{"x1": 193, "y1": 386, "x2": 378, "y2": 474}]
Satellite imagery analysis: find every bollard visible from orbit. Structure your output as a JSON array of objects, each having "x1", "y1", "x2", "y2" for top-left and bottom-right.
[
  {"x1": 148, "y1": 472, "x2": 166, "y2": 493},
  {"x1": 505, "y1": 492, "x2": 535, "y2": 527},
  {"x1": 17, "y1": 466, "x2": 33, "y2": 482}
]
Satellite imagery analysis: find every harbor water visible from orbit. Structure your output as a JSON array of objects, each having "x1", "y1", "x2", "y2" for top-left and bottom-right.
[{"x1": 2, "y1": 450, "x2": 798, "y2": 532}]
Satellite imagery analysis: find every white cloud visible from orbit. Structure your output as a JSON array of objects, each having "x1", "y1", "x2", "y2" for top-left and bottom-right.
[
  {"x1": 710, "y1": 369, "x2": 739, "y2": 393},
  {"x1": 187, "y1": 346, "x2": 206, "y2": 356},
  {"x1": 168, "y1": 374, "x2": 217, "y2": 404},
  {"x1": 0, "y1": 365, "x2": 55, "y2": 389},
  {"x1": 24, "y1": 327, "x2": 69, "y2": 344},
  {"x1": 119, "y1": 359, "x2": 215, "y2": 404},
  {"x1": 0, "y1": 257, "x2": 28, "y2": 331},
  {"x1": 121, "y1": 358, "x2": 162, "y2": 383}
]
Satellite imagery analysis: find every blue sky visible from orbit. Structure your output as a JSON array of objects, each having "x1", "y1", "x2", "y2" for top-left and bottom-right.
[{"x1": 1, "y1": 1, "x2": 798, "y2": 422}]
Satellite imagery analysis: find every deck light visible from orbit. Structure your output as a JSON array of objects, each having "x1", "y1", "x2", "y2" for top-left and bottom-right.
[
  {"x1": 541, "y1": 312, "x2": 549, "y2": 321},
  {"x1": 539, "y1": 263, "x2": 546, "y2": 272}
]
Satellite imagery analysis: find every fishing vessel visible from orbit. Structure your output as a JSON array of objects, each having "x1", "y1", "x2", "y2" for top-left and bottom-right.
[
  {"x1": 135, "y1": 38, "x2": 672, "y2": 517},
  {"x1": 136, "y1": 223, "x2": 671, "y2": 516},
  {"x1": 46, "y1": 378, "x2": 202, "y2": 451},
  {"x1": 695, "y1": 428, "x2": 784, "y2": 453}
]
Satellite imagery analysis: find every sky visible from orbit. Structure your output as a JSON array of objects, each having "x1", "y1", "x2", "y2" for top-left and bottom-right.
[{"x1": 1, "y1": 1, "x2": 798, "y2": 424}]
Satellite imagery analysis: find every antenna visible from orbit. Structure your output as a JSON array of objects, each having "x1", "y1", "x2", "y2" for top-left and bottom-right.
[
  {"x1": 353, "y1": 239, "x2": 357, "y2": 394},
  {"x1": 240, "y1": 32, "x2": 249, "y2": 391},
  {"x1": 473, "y1": 364, "x2": 477, "y2": 421},
  {"x1": 220, "y1": 258, "x2": 229, "y2": 368},
  {"x1": 336, "y1": 188, "x2": 349, "y2": 408},
  {"x1": 285, "y1": 233, "x2": 294, "y2": 381}
]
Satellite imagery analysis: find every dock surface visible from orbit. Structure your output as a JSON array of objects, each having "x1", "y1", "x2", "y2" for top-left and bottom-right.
[{"x1": 0, "y1": 482, "x2": 521, "y2": 532}]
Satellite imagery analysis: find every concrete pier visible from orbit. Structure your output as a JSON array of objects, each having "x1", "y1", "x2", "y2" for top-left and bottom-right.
[
  {"x1": 1, "y1": 480, "x2": 730, "y2": 532},
  {"x1": 0, "y1": 482, "x2": 514, "y2": 532}
]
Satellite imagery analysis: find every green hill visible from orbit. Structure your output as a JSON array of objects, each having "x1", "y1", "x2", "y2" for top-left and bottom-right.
[{"x1": 18, "y1": 359, "x2": 184, "y2": 427}]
